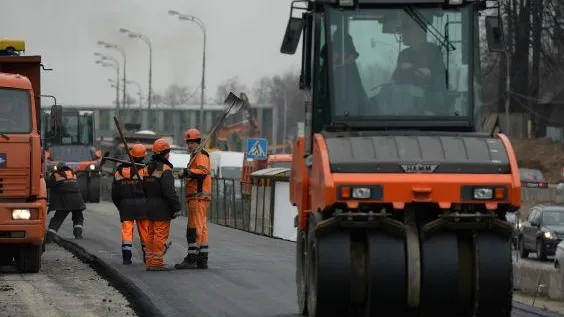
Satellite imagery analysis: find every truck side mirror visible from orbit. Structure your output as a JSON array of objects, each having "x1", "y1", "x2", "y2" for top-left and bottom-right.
[
  {"x1": 281, "y1": 16, "x2": 305, "y2": 55},
  {"x1": 485, "y1": 16, "x2": 505, "y2": 52},
  {"x1": 49, "y1": 104, "x2": 63, "y2": 136}
]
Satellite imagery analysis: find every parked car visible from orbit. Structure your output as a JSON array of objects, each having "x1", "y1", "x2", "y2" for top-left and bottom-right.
[
  {"x1": 518, "y1": 204, "x2": 564, "y2": 261},
  {"x1": 519, "y1": 168, "x2": 549, "y2": 188}
]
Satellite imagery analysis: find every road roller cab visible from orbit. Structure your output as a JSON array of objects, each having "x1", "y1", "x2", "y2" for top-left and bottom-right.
[{"x1": 282, "y1": 0, "x2": 518, "y2": 316}]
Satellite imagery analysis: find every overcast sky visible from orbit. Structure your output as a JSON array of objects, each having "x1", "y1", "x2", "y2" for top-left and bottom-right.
[{"x1": 1, "y1": 0, "x2": 301, "y2": 106}]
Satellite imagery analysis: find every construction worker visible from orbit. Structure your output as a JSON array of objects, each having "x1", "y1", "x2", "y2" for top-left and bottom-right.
[
  {"x1": 175, "y1": 128, "x2": 212, "y2": 269},
  {"x1": 45, "y1": 162, "x2": 86, "y2": 242},
  {"x1": 111, "y1": 144, "x2": 150, "y2": 265},
  {"x1": 143, "y1": 138, "x2": 181, "y2": 271}
]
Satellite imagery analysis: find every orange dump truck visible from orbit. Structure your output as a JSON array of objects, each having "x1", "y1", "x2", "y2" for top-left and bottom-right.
[{"x1": 0, "y1": 52, "x2": 48, "y2": 272}]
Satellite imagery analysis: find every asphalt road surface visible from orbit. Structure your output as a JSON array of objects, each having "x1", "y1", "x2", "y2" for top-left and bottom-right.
[
  {"x1": 0, "y1": 243, "x2": 136, "y2": 317},
  {"x1": 49, "y1": 202, "x2": 562, "y2": 317}
]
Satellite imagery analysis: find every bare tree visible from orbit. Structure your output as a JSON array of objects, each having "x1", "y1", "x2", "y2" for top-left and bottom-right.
[
  {"x1": 160, "y1": 84, "x2": 197, "y2": 107},
  {"x1": 216, "y1": 76, "x2": 248, "y2": 102}
]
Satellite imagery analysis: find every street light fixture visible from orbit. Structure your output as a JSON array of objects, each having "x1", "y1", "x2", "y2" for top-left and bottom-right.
[
  {"x1": 96, "y1": 59, "x2": 120, "y2": 110},
  {"x1": 97, "y1": 40, "x2": 127, "y2": 117},
  {"x1": 118, "y1": 28, "x2": 154, "y2": 128},
  {"x1": 168, "y1": 10, "x2": 207, "y2": 130}
]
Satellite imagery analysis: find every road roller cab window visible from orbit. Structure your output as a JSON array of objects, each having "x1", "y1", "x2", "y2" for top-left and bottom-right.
[{"x1": 321, "y1": 4, "x2": 477, "y2": 130}]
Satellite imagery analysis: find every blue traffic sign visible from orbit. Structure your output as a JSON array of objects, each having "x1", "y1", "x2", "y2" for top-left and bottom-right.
[{"x1": 246, "y1": 138, "x2": 268, "y2": 160}]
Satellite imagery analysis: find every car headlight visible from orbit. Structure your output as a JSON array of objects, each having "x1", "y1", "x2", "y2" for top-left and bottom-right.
[
  {"x1": 545, "y1": 231, "x2": 558, "y2": 239},
  {"x1": 89, "y1": 164, "x2": 96, "y2": 170},
  {"x1": 352, "y1": 187, "x2": 371, "y2": 199},
  {"x1": 517, "y1": 222, "x2": 524, "y2": 230},
  {"x1": 473, "y1": 188, "x2": 493, "y2": 200},
  {"x1": 12, "y1": 209, "x2": 31, "y2": 220}
]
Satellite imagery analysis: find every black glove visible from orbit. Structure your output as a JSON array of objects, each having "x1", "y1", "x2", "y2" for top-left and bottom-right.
[
  {"x1": 172, "y1": 211, "x2": 181, "y2": 219},
  {"x1": 177, "y1": 168, "x2": 192, "y2": 179}
]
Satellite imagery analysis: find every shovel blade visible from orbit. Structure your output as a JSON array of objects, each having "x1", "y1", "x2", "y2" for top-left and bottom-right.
[{"x1": 222, "y1": 92, "x2": 245, "y2": 116}]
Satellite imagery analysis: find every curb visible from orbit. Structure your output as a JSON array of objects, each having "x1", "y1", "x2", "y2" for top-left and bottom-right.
[
  {"x1": 54, "y1": 236, "x2": 166, "y2": 317},
  {"x1": 513, "y1": 301, "x2": 564, "y2": 317}
]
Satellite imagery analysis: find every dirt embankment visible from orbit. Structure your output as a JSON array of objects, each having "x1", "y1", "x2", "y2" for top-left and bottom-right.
[{"x1": 511, "y1": 138, "x2": 564, "y2": 183}]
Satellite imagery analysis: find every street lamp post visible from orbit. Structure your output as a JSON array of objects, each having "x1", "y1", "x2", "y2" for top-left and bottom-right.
[
  {"x1": 97, "y1": 41, "x2": 127, "y2": 118},
  {"x1": 126, "y1": 80, "x2": 144, "y2": 109},
  {"x1": 96, "y1": 60, "x2": 120, "y2": 110},
  {"x1": 119, "y1": 28, "x2": 153, "y2": 129},
  {"x1": 168, "y1": 10, "x2": 207, "y2": 130}
]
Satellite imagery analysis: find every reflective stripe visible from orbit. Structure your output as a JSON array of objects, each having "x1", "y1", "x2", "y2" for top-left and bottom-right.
[
  {"x1": 185, "y1": 192, "x2": 211, "y2": 198},
  {"x1": 187, "y1": 249, "x2": 198, "y2": 254},
  {"x1": 122, "y1": 244, "x2": 132, "y2": 251},
  {"x1": 122, "y1": 240, "x2": 133, "y2": 245},
  {"x1": 48, "y1": 228, "x2": 57, "y2": 233},
  {"x1": 73, "y1": 224, "x2": 83, "y2": 228},
  {"x1": 199, "y1": 246, "x2": 208, "y2": 253},
  {"x1": 188, "y1": 243, "x2": 198, "y2": 248}
]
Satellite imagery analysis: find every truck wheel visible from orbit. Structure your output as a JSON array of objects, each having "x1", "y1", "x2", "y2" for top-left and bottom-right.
[
  {"x1": 16, "y1": 245, "x2": 42, "y2": 273},
  {"x1": 0, "y1": 252, "x2": 14, "y2": 265},
  {"x1": 88, "y1": 176, "x2": 101, "y2": 203},
  {"x1": 77, "y1": 174, "x2": 88, "y2": 202},
  {"x1": 296, "y1": 228, "x2": 308, "y2": 315}
]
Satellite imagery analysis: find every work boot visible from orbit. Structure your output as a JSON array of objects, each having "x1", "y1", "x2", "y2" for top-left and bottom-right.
[
  {"x1": 197, "y1": 252, "x2": 208, "y2": 269},
  {"x1": 122, "y1": 250, "x2": 132, "y2": 265},
  {"x1": 73, "y1": 227, "x2": 83, "y2": 239},
  {"x1": 174, "y1": 254, "x2": 198, "y2": 269},
  {"x1": 45, "y1": 230, "x2": 56, "y2": 244},
  {"x1": 146, "y1": 264, "x2": 175, "y2": 271}
]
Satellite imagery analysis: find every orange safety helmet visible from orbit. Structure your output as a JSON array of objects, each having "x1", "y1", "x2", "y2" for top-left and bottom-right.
[
  {"x1": 184, "y1": 128, "x2": 201, "y2": 141},
  {"x1": 153, "y1": 138, "x2": 171, "y2": 155},
  {"x1": 130, "y1": 144, "x2": 146, "y2": 159}
]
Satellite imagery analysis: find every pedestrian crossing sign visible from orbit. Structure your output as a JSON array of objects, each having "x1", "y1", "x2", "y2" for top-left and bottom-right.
[{"x1": 246, "y1": 138, "x2": 268, "y2": 160}]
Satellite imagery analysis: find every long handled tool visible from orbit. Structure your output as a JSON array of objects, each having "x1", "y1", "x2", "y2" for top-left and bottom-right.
[
  {"x1": 100, "y1": 152, "x2": 145, "y2": 168},
  {"x1": 113, "y1": 116, "x2": 147, "y2": 196},
  {"x1": 180, "y1": 92, "x2": 246, "y2": 177}
]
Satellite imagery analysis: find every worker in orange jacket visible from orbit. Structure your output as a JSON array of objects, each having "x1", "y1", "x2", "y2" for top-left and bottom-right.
[
  {"x1": 111, "y1": 144, "x2": 150, "y2": 265},
  {"x1": 143, "y1": 138, "x2": 181, "y2": 271},
  {"x1": 175, "y1": 128, "x2": 212, "y2": 269}
]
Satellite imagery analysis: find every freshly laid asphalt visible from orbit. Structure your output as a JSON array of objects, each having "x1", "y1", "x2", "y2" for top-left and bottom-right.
[{"x1": 49, "y1": 202, "x2": 562, "y2": 317}]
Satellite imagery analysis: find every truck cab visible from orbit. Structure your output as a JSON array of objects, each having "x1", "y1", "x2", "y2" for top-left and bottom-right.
[
  {"x1": 0, "y1": 53, "x2": 47, "y2": 273},
  {"x1": 42, "y1": 109, "x2": 103, "y2": 203}
]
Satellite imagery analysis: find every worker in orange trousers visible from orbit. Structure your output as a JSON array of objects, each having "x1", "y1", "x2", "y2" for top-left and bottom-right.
[
  {"x1": 111, "y1": 144, "x2": 150, "y2": 265},
  {"x1": 175, "y1": 128, "x2": 212, "y2": 269},
  {"x1": 143, "y1": 138, "x2": 181, "y2": 271}
]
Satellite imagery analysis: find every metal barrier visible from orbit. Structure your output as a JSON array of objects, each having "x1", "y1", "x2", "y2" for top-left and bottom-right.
[
  {"x1": 100, "y1": 175, "x2": 272, "y2": 235},
  {"x1": 210, "y1": 178, "x2": 253, "y2": 231}
]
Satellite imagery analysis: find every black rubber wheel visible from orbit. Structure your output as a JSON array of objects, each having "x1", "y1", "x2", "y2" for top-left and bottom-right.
[
  {"x1": 0, "y1": 251, "x2": 14, "y2": 266},
  {"x1": 420, "y1": 232, "x2": 460, "y2": 317},
  {"x1": 88, "y1": 176, "x2": 101, "y2": 203},
  {"x1": 306, "y1": 213, "x2": 352, "y2": 317},
  {"x1": 536, "y1": 239, "x2": 547, "y2": 261},
  {"x1": 518, "y1": 237, "x2": 529, "y2": 258},
  {"x1": 16, "y1": 244, "x2": 42, "y2": 273},
  {"x1": 365, "y1": 231, "x2": 407, "y2": 317},
  {"x1": 474, "y1": 232, "x2": 512, "y2": 317},
  {"x1": 296, "y1": 228, "x2": 308, "y2": 315}
]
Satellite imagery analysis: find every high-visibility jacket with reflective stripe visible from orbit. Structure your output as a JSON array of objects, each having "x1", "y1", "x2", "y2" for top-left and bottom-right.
[
  {"x1": 184, "y1": 150, "x2": 211, "y2": 200},
  {"x1": 143, "y1": 160, "x2": 181, "y2": 220},
  {"x1": 46, "y1": 167, "x2": 86, "y2": 211},
  {"x1": 111, "y1": 164, "x2": 149, "y2": 221}
]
